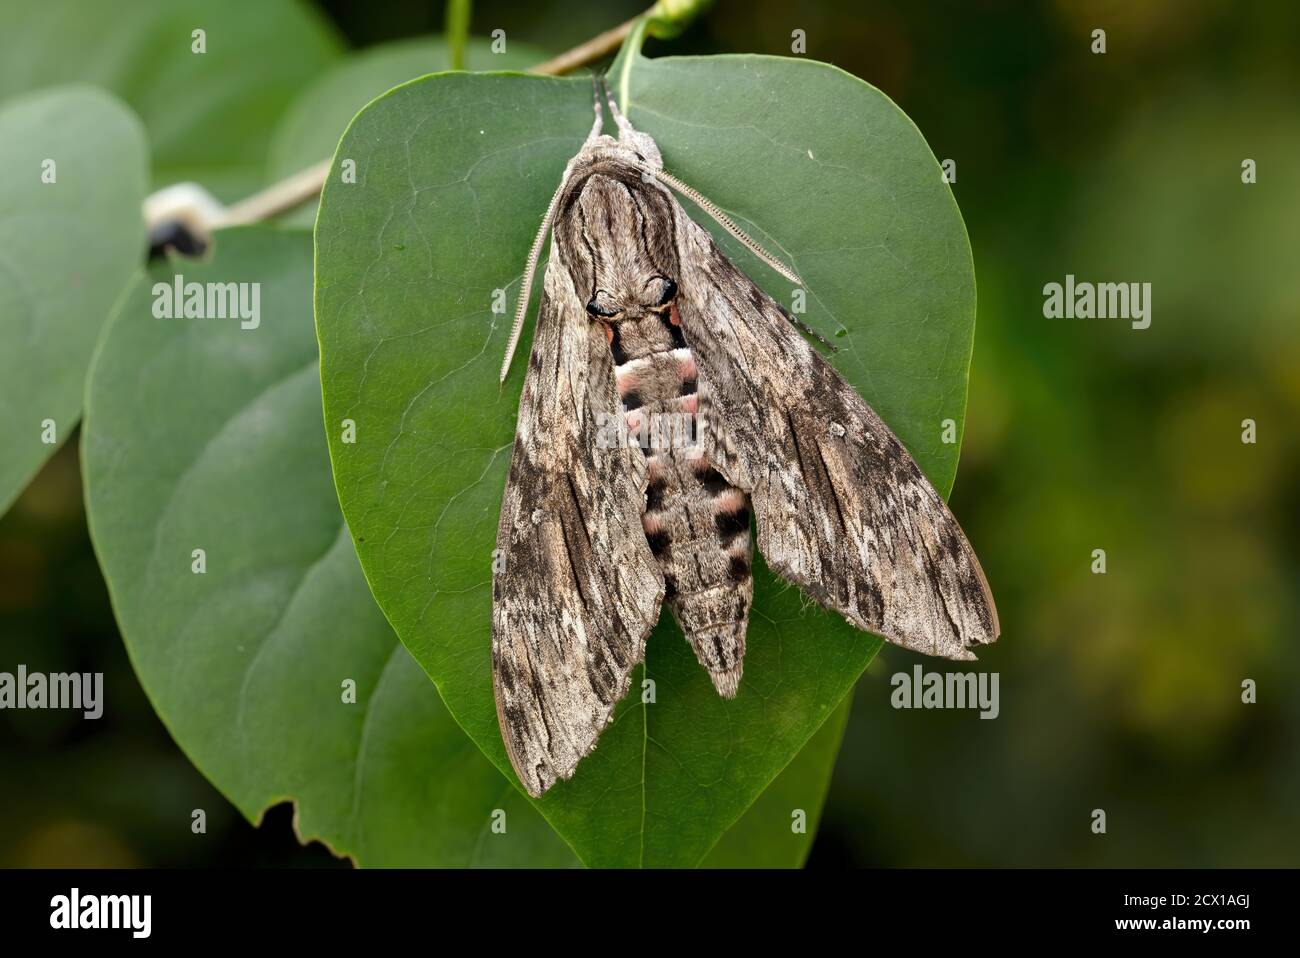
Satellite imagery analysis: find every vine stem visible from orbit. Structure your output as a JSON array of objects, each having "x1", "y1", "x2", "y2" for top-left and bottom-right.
[
  {"x1": 154, "y1": 11, "x2": 650, "y2": 232},
  {"x1": 528, "y1": 14, "x2": 641, "y2": 76},
  {"x1": 445, "y1": 0, "x2": 471, "y2": 71},
  {"x1": 216, "y1": 159, "x2": 331, "y2": 228}
]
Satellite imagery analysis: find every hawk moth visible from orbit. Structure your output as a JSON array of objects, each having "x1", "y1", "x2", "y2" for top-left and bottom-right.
[{"x1": 492, "y1": 82, "x2": 999, "y2": 797}]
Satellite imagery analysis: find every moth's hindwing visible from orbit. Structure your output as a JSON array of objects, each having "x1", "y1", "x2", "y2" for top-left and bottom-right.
[{"x1": 491, "y1": 247, "x2": 664, "y2": 798}]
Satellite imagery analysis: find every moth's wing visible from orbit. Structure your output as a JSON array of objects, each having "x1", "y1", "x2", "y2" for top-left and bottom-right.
[
  {"x1": 672, "y1": 216, "x2": 998, "y2": 660},
  {"x1": 492, "y1": 248, "x2": 664, "y2": 797}
]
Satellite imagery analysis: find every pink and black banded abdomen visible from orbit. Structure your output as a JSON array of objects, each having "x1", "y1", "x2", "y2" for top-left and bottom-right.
[{"x1": 607, "y1": 305, "x2": 754, "y2": 696}]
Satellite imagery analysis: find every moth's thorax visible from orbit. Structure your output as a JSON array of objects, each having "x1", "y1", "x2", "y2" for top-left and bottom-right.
[{"x1": 559, "y1": 173, "x2": 677, "y2": 305}]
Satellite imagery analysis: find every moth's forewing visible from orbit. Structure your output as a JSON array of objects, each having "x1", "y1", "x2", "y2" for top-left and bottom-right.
[
  {"x1": 492, "y1": 225, "x2": 663, "y2": 797},
  {"x1": 666, "y1": 203, "x2": 999, "y2": 658}
]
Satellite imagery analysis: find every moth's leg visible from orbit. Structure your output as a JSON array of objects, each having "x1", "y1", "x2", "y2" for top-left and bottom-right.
[{"x1": 774, "y1": 301, "x2": 838, "y2": 354}]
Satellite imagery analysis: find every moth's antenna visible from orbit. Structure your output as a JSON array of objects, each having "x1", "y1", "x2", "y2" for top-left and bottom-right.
[
  {"x1": 586, "y1": 73, "x2": 606, "y2": 141},
  {"x1": 602, "y1": 77, "x2": 663, "y2": 169},
  {"x1": 499, "y1": 79, "x2": 607, "y2": 383},
  {"x1": 601, "y1": 78, "x2": 637, "y2": 143},
  {"x1": 652, "y1": 168, "x2": 803, "y2": 287},
  {"x1": 500, "y1": 181, "x2": 564, "y2": 383},
  {"x1": 600, "y1": 78, "x2": 799, "y2": 286},
  {"x1": 653, "y1": 170, "x2": 833, "y2": 351}
]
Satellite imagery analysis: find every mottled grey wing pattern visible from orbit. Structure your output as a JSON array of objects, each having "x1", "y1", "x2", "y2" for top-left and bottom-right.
[
  {"x1": 672, "y1": 215, "x2": 999, "y2": 660},
  {"x1": 492, "y1": 246, "x2": 665, "y2": 797}
]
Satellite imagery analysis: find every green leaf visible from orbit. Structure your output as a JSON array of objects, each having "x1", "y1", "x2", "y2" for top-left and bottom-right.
[
  {"x1": 267, "y1": 35, "x2": 551, "y2": 225},
  {"x1": 82, "y1": 225, "x2": 847, "y2": 868},
  {"x1": 315, "y1": 47, "x2": 975, "y2": 866},
  {"x1": 82, "y1": 227, "x2": 576, "y2": 867},
  {"x1": 0, "y1": 0, "x2": 341, "y2": 199},
  {"x1": 700, "y1": 695, "x2": 850, "y2": 868},
  {"x1": 444, "y1": 0, "x2": 471, "y2": 72},
  {"x1": 0, "y1": 86, "x2": 146, "y2": 516}
]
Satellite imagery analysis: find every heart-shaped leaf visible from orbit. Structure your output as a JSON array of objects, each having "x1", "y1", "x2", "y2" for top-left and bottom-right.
[
  {"x1": 702, "y1": 694, "x2": 850, "y2": 868},
  {"x1": 1, "y1": 0, "x2": 341, "y2": 198},
  {"x1": 0, "y1": 86, "x2": 146, "y2": 516},
  {"x1": 82, "y1": 227, "x2": 576, "y2": 866},
  {"x1": 81, "y1": 225, "x2": 850, "y2": 868},
  {"x1": 268, "y1": 35, "x2": 552, "y2": 186},
  {"x1": 315, "y1": 43, "x2": 975, "y2": 866},
  {"x1": 261, "y1": 26, "x2": 855, "y2": 866}
]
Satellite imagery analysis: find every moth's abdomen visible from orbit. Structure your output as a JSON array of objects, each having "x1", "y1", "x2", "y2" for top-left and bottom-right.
[
  {"x1": 645, "y1": 456, "x2": 753, "y2": 697},
  {"x1": 609, "y1": 308, "x2": 753, "y2": 697}
]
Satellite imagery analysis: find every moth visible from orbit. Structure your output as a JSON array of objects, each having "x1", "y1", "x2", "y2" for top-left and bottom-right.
[{"x1": 492, "y1": 82, "x2": 999, "y2": 797}]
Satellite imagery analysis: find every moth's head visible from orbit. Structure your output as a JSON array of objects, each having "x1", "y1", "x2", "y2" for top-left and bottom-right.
[
  {"x1": 556, "y1": 173, "x2": 680, "y2": 327},
  {"x1": 578, "y1": 132, "x2": 663, "y2": 172}
]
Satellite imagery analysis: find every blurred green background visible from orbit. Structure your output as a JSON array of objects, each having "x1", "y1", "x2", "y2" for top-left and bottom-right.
[{"x1": 1, "y1": 0, "x2": 1296, "y2": 866}]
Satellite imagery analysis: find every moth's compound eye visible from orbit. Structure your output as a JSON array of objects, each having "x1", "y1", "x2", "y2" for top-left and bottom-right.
[
  {"x1": 653, "y1": 278, "x2": 678, "y2": 306},
  {"x1": 586, "y1": 298, "x2": 620, "y2": 318}
]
